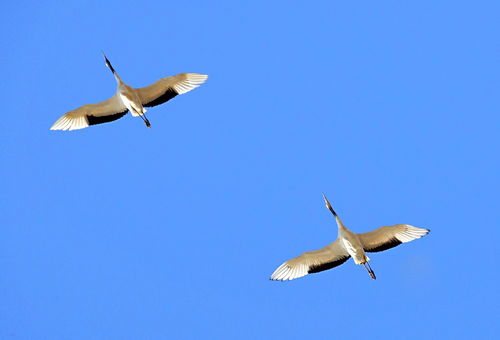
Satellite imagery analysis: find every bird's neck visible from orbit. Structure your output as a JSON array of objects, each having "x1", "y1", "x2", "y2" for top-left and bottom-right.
[
  {"x1": 113, "y1": 72, "x2": 123, "y2": 84},
  {"x1": 335, "y1": 216, "x2": 348, "y2": 231}
]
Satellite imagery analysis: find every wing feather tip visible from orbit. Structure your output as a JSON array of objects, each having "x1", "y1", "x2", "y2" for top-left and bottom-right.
[
  {"x1": 270, "y1": 263, "x2": 308, "y2": 281},
  {"x1": 50, "y1": 117, "x2": 88, "y2": 131}
]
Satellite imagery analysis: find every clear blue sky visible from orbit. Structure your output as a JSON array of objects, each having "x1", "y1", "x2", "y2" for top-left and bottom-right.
[{"x1": 1, "y1": 1, "x2": 498, "y2": 339}]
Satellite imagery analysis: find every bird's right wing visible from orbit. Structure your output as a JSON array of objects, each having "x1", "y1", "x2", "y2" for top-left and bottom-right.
[
  {"x1": 136, "y1": 73, "x2": 208, "y2": 108},
  {"x1": 358, "y1": 224, "x2": 430, "y2": 253},
  {"x1": 50, "y1": 94, "x2": 128, "y2": 131},
  {"x1": 270, "y1": 239, "x2": 350, "y2": 281}
]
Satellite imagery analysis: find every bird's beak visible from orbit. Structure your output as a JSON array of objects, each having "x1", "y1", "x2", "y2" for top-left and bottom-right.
[
  {"x1": 101, "y1": 52, "x2": 111, "y2": 68},
  {"x1": 322, "y1": 193, "x2": 337, "y2": 216},
  {"x1": 322, "y1": 193, "x2": 331, "y2": 210}
]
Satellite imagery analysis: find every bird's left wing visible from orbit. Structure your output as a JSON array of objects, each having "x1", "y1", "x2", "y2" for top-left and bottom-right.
[
  {"x1": 270, "y1": 239, "x2": 350, "y2": 281},
  {"x1": 358, "y1": 224, "x2": 430, "y2": 253},
  {"x1": 50, "y1": 94, "x2": 128, "y2": 131},
  {"x1": 136, "y1": 73, "x2": 208, "y2": 108}
]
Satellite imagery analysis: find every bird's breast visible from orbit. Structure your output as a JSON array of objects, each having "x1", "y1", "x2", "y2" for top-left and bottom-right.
[
  {"x1": 341, "y1": 237, "x2": 358, "y2": 255},
  {"x1": 340, "y1": 234, "x2": 366, "y2": 264},
  {"x1": 119, "y1": 91, "x2": 145, "y2": 115}
]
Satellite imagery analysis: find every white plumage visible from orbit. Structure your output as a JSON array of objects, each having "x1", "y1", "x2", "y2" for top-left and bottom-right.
[
  {"x1": 270, "y1": 194, "x2": 430, "y2": 281},
  {"x1": 50, "y1": 54, "x2": 207, "y2": 131}
]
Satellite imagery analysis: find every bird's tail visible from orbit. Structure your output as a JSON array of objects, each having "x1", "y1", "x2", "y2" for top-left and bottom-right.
[{"x1": 363, "y1": 262, "x2": 376, "y2": 280}]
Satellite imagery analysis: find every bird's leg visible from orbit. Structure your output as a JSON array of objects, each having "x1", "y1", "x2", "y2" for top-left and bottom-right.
[
  {"x1": 137, "y1": 113, "x2": 151, "y2": 128},
  {"x1": 363, "y1": 262, "x2": 377, "y2": 280},
  {"x1": 143, "y1": 112, "x2": 151, "y2": 128}
]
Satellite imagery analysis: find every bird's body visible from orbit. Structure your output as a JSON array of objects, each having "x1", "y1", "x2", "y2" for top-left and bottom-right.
[
  {"x1": 118, "y1": 83, "x2": 147, "y2": 117},
  {"x1": 338, "y1": 225, "x2": 369, "y2": 265},
  {"x1": 270, "y1": 194, "x2": 430, "y2": 281},
  {"x1": 50, "y1": 54, "x2": 207, "y2": 131}
]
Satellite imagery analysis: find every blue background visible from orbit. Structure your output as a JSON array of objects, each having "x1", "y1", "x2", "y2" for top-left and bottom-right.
[{"x1": 1, "y1": 1, "x2": 498, "y2": 339}]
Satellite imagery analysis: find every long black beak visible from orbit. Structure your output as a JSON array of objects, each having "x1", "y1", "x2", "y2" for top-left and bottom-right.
[
  {"x1": 322, "y1": 193, "x2": 338, "y2": 217},
  {"x1": 101, "y1": 52, "x2": 115, "y2": 74}
]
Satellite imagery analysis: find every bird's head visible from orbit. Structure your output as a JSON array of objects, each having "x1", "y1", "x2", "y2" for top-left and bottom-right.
[
  {"x1": 322, "y1": 193, "x2": 347, "y2": 229},
  {"x1": 322, "y1": 193, "x2": 337, "y2": 216},
  {"x1": 101, "y1": 52, "x2": 115, "y2": 73}
]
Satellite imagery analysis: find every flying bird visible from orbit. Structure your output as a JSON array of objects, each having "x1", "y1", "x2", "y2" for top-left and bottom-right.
[
  {"x1": 50, "y1": 54, "x2": 207, "y2": 131},
  {"x1": 270, "y1": 194, "x2": 430, "y2": 281}
]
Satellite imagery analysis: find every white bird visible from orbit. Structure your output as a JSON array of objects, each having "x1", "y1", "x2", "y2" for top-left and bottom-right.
[
  {"x1": 270, "y1": 194, "x2": 430, "y2": 281},
  {"x1": 50, "y1": 54, "x2": 208, "y2": 131}
]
